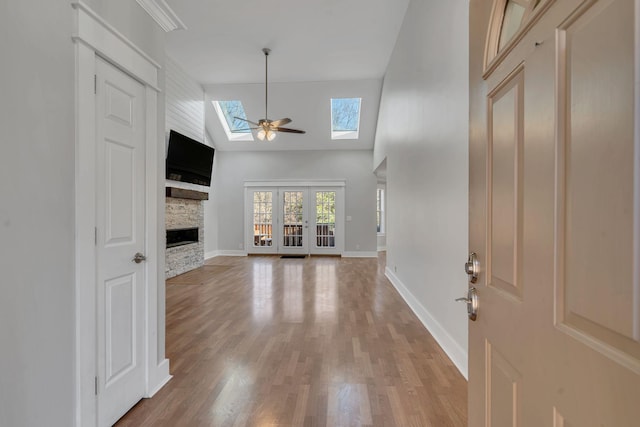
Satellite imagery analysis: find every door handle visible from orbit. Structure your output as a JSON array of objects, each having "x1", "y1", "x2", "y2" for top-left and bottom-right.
[
  {"x1": 455, "y1": 286, "x2": 478, "y2": 321},
  {"x1": 132, "y1": 252, "x2": 147, "y2": 263}
]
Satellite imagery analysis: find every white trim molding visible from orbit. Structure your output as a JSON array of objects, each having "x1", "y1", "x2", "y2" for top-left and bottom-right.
[
  {"x1": 136, "y1": 0, "x2": 187, "y2": 32},
  {"x1": 217, "y1": 250, "x2": 249, "y2": 257},
  {"x1": 342, "y1": 251, "x2": 378, "y2": 258},
  {"x1": 385, "y1": 267, "x2": 468, "y2": 379},
  {"x1": 72, "y1": 1, "x2": 161, "y2": 90},
  {"x1": 73, "y1": 2, "x2": 169, "y2": 425},
  {"x1": 244, "y1": 180, "x2": 346, "y2": 188}
]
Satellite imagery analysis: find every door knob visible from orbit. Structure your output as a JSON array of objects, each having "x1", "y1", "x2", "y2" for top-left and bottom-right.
[
  {"x1": 132, "y1": 252, "x2": 147, "y2": 263},
  {"x1": 464, "y1": 252, "x2": 479, "y2": 283},
  {"x1": 455, "y1": 286, "x2": 478, "y2": 321}
]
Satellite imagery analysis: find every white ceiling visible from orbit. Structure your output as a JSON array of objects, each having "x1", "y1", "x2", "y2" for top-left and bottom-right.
[{"x1": 164, "y1": 0, "x2": 410, "y2": 151}]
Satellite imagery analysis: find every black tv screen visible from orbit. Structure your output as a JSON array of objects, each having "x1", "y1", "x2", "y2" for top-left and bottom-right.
[{"x1": 166, "y1": 130, "x2": 214, "y2": 186}]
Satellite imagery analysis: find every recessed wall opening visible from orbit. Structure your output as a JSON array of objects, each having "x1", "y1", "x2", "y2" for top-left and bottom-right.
[{"x1": 166, "y1": 227, "x2": 199, "y2": 248}]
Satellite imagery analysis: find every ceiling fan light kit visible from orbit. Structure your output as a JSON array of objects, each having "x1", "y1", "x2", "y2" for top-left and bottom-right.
[{"x1": 235, "y1": 48, "x2": 306, "y2": 142}]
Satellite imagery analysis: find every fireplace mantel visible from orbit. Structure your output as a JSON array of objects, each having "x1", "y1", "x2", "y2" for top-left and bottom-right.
[{"x1": 165, "y1": 186, "x2": 209, "y2": 200}]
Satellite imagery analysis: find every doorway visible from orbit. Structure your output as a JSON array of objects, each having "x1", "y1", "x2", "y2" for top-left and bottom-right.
[{"x1": 245, "y1": 182, "x2": 345, "y2": 256}]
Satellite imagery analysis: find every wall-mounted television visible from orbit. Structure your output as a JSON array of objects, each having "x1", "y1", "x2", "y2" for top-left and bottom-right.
[{"x1": 166, "y1": 130, "x2": 214, "y2": 187}]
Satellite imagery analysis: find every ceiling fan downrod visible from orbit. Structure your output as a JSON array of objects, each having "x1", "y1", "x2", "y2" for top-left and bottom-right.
[{"x1": 263, "y1": 48, "x2": 270, "y2": 123}]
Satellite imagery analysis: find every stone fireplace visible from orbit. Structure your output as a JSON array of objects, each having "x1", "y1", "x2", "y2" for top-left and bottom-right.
[{"x1": 165, "y1": 187, "x2": 207, "y2": 278}]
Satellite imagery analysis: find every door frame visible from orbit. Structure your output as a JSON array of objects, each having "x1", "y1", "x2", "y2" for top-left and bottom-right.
[
  {"x1": 244, "y1": 180, "x2": 346, "y2": 256},
  {"x1": 73, "y1": 3, "x2": 170, "y2": 426}
]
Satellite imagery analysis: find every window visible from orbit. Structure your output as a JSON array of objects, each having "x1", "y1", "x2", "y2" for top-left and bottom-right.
[
  {"x1": 331, "y1": 98, "x2": 361, "y2": 140},
  {"x1": 212, "y1": 100, "x2": 254, "y2": 141},
  {"x1": 316, "y1": 191, "x2": 336, "y2": 248},
  {"x1": 498, "y1": 0, "x2": 527, "y2": 50},
  {"x1": 376, "y1": 187, "x2": 385, "y2": 234}
]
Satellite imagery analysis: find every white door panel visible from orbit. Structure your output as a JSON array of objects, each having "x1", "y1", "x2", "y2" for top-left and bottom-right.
[{"x1": 96, "y1": 57, "x2": 146, "y2": 427}]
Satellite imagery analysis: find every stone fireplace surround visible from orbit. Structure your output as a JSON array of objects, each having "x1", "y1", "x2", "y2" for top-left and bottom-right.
[{"x1": 165, "y1": 187, "x2": 207, "y2": 279}]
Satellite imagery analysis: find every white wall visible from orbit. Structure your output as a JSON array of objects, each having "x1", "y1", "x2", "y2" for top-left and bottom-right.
[
  {"x1": 213, "y1": 150, "x2": 377, "y2": 254},
  {"x1": 165, "y1": 57, "x2": 219, "y2": 258},
  {"x1": 0, "y1": 2, "x2": 75, "y2": 425},
  {"x1": 0, "y1": 2, "x2": 164, "y2": 425},
  {"x1": 166, "y1": 57, "x2": 205, "y2": 143},
  {"x1": 373, "y1": 0, "x2": 470, "y2": 376}
]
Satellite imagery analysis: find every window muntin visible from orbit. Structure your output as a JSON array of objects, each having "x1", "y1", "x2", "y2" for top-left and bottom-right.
[
  {"x1": 282, "y1": 191, "x2": 304, "y2": 248},
  {"x1": 316, "y1": 191, "x2": 336, "y2": 248},
  {"x1": 253, "y1": 191, "x2": 273, "y2": 247}
]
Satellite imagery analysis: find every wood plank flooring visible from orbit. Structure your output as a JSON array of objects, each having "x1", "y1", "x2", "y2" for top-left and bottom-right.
[{"x1": 116, "y1": 253, "x2": 467, "y2": 426}]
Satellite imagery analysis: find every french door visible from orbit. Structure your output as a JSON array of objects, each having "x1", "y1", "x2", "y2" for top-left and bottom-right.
[
  {"x1": 280, "y1": 188, "x2": 309, "y2": 254},
  {"x1": 245, "y1": 183, "x2": 344, "y2": 255}
]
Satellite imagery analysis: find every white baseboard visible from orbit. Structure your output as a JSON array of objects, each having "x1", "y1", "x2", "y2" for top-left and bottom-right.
[
  {"x1": 377, "y1": 246, "x2": 387, "y2": 252},
  {"x1": 205, "y1": 250, "x2": 219, "y2": 260},
  {"x1": 385, "y1": 267, "x2": 468, "y2": 379},
  {"x1": 146, "y1": 358, "x2": 172, "y2": 398},
  {"x1": 217, "y1": 250, "x2": 248, "y2": 257},
  {"x1": 342, "y1": 251, "x2": 378, "y2": 258}
]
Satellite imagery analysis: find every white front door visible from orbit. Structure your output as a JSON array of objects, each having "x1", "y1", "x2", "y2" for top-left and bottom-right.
[
  {"x1": 280, "y1": 189, "x2": 309, "y2": 254},
  {"x1": 95, "y1": 57, "x2": 146, "y2": 426},
  {"x1": 469, "y1": 0, "x2": 640, "y2": 425}
]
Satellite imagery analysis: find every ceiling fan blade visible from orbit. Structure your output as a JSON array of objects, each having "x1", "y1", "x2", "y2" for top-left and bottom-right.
[
  {"x1": 233, "y1": 116, "x2": 260, "y2": 126},
  {"x1": 270, "y1": 118, "x2": 292, "y2": 127},
  {"x1": 274, "y1": 127, "x2": 306, "y2": 134}
]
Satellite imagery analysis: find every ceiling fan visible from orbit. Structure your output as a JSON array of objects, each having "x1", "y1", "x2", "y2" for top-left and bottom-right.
[{"x1": 235, "y1": 48, "x2": 306, "y2": 141}]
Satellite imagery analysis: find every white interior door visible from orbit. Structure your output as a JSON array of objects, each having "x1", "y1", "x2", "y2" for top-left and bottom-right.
[
  {"x1": 469, "y1": 0, "x2": 640, "y2": 425},
  {"x1": 309, "y1": 188, "x2": 344, "y2": 255},
  {"x1": 279, "y1": 188, "x2": 309, "y2": 254},
  {"x1": 95, "y1": 57, "x2": 146, "y2": 427},
  {"x1": 246, "y1": 188, "x2": 278, "y2": 254}
]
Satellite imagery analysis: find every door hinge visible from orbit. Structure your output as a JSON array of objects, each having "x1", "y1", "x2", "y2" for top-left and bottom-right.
[
  {"x1": 94, "y1": 74, "x2": 97, "y2": 94},
  {"x1": 95, "y1": 376, "x2": 98, "y2": 395}
]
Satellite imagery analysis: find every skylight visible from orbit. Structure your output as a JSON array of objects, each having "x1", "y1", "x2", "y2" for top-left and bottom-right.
[
  {"x1": 331, "y1": 98, "x2": 361, "y2": 140},
  {"x1": 212, "y1": 100, "x2": 254, "y2": 141}
]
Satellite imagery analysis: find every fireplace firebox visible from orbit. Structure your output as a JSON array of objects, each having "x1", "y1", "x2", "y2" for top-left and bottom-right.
[{"x1": 166, "y1": 227, "x2": 199, "y2": 248}]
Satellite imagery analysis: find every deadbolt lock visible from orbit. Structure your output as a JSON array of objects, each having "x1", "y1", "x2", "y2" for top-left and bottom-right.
[{"x1": 464, "y1": 252, "x2": 479, "y2": 283}]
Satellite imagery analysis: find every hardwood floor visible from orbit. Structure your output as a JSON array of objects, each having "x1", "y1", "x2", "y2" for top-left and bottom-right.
[{"x1": 116, "y1": 253, "x2": 467, "y2": 426}]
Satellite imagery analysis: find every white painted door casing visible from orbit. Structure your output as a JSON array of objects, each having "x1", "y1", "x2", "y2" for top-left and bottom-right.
[
  {"x1": 245, "y1": 182, "x2": 345, "y2": 256},
  {"x1": 73, "y1": 3, "x2": 170, "y2": 427}
]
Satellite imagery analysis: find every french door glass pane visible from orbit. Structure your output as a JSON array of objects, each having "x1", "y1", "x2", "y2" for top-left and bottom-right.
[
  {"x1": 315, "y1": 191, "x2": 336, "y2": 248},
  {"x1": 253, "y1": 191, "x2": 273, "y2": 247},
  {"x1": 283, "y1": 191, "x2": 304, "y2": 247}
]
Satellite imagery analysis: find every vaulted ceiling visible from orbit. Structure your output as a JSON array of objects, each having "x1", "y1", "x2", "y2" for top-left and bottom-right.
[{"x1": 164, "y1": 0, "x2": 410, "y2": 151}]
